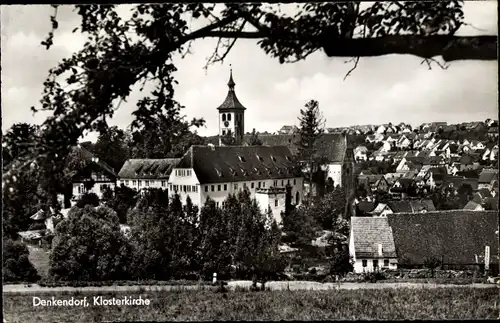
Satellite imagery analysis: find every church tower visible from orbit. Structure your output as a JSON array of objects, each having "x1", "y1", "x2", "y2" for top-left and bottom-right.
[{"x1": 217, "y1": 65, "x2": 246, "y2": 145}]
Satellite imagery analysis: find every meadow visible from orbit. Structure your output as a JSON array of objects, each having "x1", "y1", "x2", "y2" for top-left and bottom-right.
[{"x1": 3, "y1": 287, "x2": 499, "y2": 322}]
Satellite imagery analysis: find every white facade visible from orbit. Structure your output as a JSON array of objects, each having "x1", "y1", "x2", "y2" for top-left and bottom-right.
[
  {"x1": 325, "y1": 163, "x2": 343, "y2": 188},
  {"x1": 349, "y1": 229, "x2": 398, "y2": 274},
  {"x1": 72, "y1": 181, "x2": 115, "y2": 200},
  {"x1": 168, "y1": 167, "x2": 304, "y2": 213},
  {"x1": 118, "y1": 178, "x2": 169, "y2": 191},
  {"x1": 254, "y1": 188, "x2": 286, "y2": 225},
  {"x1": 219, "y1": 111, "x2": 245, "y2": 142}
]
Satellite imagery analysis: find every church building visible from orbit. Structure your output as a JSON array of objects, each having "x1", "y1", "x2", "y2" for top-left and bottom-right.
[{"x1": 218, "y1": 66, "x2": 246, "y2": 146}]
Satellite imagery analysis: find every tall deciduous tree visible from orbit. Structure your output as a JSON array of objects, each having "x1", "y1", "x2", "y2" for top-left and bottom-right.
[
  {"x1": 93, "y1": 126, "x2": 130, "y2": 173},
  {"x1": 297, "y1": 99, "x2": 325, "y2": 198},
  {"x1": 49, "y1": 205, "x2": 132, "y2": 281}
]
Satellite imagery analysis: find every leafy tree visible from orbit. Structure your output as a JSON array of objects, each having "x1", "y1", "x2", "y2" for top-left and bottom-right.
[
  {"x1": 199, "y1": 198, "x2": 233, "y2": 279},
  {"x1": 297, "y1": 99, "x2": 325, "y2": 197},
  {"x1": 306, "y1": 186, "x2": 347, "y2": 230},
  {"x1": 76, "y1": 192, "x2": 100, "y2": 208},
  {"x1": 104, "y1": 185, "x2": 139, "y2": 223},
  {"x1": 93, "y1": 126, "x2": 130, "y2": 173},
  {"x1": 2, "y1": 123, "x2": 40, "y2": 167},
  {"x1": 3, "y1": 238, "x2": 41, "y2": 283},
  {"x1": 247, "y1": 128, "x2": 262, "y2": 146},
  {"x1": 220, "y1": 131, "x2": 238, "y2": 146},
  {"x1": 329, "y1": 247, "x2": 353, "y2": 277},
  {"x1": 49, "y1": 205, "x2": 131, "y2": 281},
  {"x1": 281, "y1": 202, "x2": 317, "y2": 248}
]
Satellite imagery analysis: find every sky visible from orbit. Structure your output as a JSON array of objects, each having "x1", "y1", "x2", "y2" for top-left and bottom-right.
[{"x1": 1, "y1": 2, "x2": 498, "y2": 142}]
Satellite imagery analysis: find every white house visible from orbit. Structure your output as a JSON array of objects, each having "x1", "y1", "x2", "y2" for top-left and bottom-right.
[
  {"x1": 349, "y1": 217, "x2": 398, "y2": 273},
  {"x1": 369, "y1": 203, "x2": 394, "y2": 217},
  {"x1": 71, "y1": 146, "x2": 117, "y2": 200},
  {"x1": 117, "y1": 158, "x2": 180, "y2": 191},
  {"x1": 167, "y1": 145, "x2": 304, "y2": 224},
  {"x1": 354, "y1": 145, "x2": 368, "y2": 161}
]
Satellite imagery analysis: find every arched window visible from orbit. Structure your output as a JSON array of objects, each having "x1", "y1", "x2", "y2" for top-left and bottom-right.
[
  {"x1": 222, "y1": 113, "x2": 226, "y2": 121},
  {"x1": 228, "y1": 113, "x2": 232, "y2": 121},
  {"x1": 296, "y1": 191, "x2": 300, "y2": 205}
]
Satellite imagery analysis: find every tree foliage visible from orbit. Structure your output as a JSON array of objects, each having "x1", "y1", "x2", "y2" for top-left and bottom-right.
[
  {"x1": 75, "y1": 192, "x2": 100, "y2": 208},
  {"x1": 3, "y1": 238, "x2": 41, "y2": 283},
  {"x1": 247, "y1": 128, "x2": 262, "y2": 146},
  {"x1": 104, "y1": 185, "x2": 139, "y2": 223},
  {"x1": 49, "y1": 205, "x2": 131, "y2": 281}
]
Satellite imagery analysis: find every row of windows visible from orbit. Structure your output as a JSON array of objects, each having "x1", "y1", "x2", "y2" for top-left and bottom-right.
[
  {"x1": 221, "y1": 113, "x2": 232, "y2": 122},
  {"x1": 203, "y1": 179, "x2": 298, "y2": 193},
  {"x1": 170, "y1": 185, "x2": 199, "y2": 193},
  {"x1": 175, "y1": 169, "x2": 192, "y2": 177},
  {"x1": 76, "y1": 183, "x2": 110, "y2": 194},
  {"x1": 362, "y1": 259, "x2": 390, "y2": 268},
  {"x1": 121, "y1": 180, "x2": 167, "y2": 187}
]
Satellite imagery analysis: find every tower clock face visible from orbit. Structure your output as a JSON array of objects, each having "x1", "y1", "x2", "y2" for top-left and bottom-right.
[{"x1": 224, "y1": 121, "x2": 229, "y2": 127}]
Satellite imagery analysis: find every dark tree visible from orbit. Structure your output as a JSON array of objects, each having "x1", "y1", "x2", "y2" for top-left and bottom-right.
[
  {"x1": 105, "y1": 185, "x2": 139, "y2": 223},
  {"x1": 297, "y1": 99, "x2": 325, "y2": 198},
  {"x1": 93, "y1": 126, "x2": 130, "y2": 173},
  {"x1": 3, "y1": 238, "x2": 41, "y2": 283},
  {"x1": 247, "y1": 128, "x2": 262, "y2": 146},
  {"x1": 76, "y1": 192, "x2": 100, "y2": 208}
]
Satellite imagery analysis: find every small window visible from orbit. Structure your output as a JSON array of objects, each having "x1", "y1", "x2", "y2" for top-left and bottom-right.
[
  {"x1": 234, "y1": 183, "x2": 238, "y2": 190},
  {"x1": 138, "y1": 180, "x2": 142, "y2": 187},
  {"x1": 273, "y1": 180, "x2": 278, "y2": 186},
  {"x1": 251, "y1": 182, "x2": 254, "y2": 189},
  {"x1": 211, "y1": 185, "x2": 215, "y2": 192},
  {"x1": 263, "y1": 182, "x2": 266, "y2": 188},
  {"x1": 216, "y1": 201, "x2": 220, "y2": 208},
  {"x1": 275, "y1": 199, "x2": 278, "y2": 207},
  {"x1": 193, "y1": 186, "x2": 197, "y2": 192},
  {"x1": 228, "y1": 114, "x2": 232, "y2": 121},
  {"x1": 362, "y1": 260, "x2": 367, "y2": 267},
  {"x1": 258, "y1": 182, "x2": 261, "y2": 188},
  {"x1": 270, "y1": 156, "x2": 276, "y2": 162},
  {"x1": 287, "y1": 179, "x2": 290, "y2": 185},
  {"x1": 133, "y1": 180, "x2": 137, "y2": 186},
  {"x1": 373, "y1": 259, "x2": 379, "y2": 269},
  {"x1": 222, "y1": 130, "x2": 226, "y2": 135},
  {"x1": 125, "y1": 180, "x2": 129, "y2": 185},
  {"x1": 162, "y1": 181, "x2": 166, "y2": 187},
  {"x1": 145, "y1": 180, "x2": 150, "y2": 187},
  {"x1": 384, "y1": 259, "x2": 389, "y2": 267},
  {"x1": 218, "y1": 184, "x2": 221, "y2": 191},
  {"x1": 294, "y1": 179, "x2": 296, "y2": 185},
  {"x1": 205, "y1": 186, "x2": 208, "y2": 192},
  {"x1": 222, "y1": 113, "x2": 226, "y2": 122},
  {"x1": 183, "y1": 185, "x2": 187, "y2": 192},
  {"x1": 257, "y1": 155, "x2": 263, "y2": 161},
  {"x1": 238, "y1": 156, "x2": 246, "y2": 162},
  {"x1": 281, "y1": 180, "x2": 284, "y2": 186}
]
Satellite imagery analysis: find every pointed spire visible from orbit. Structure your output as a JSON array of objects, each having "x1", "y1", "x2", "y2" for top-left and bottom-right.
[{"x1": 227, "y1": 64, "x2": 235, "y2": 89}]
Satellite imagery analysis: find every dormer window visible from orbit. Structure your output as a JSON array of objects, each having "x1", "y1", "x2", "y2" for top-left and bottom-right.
[
  {"x1": 238, "y1": 156, "x2": 246, "y2": 162},
  {"x1": 253, "y1": 167, "x2": 260, "y2": 175},
  {"x1": 285, "y1": 156, "x2": 292, "y2": 162},
  {"x1": 257, "y1": 155, "x2": 263, "y2": 162},
  {"x1": 270, "y1": 156, "x2": 277, "y2": 162},
  {"x1": 240, "y1": 167, "x2": 248, "y2": 176},
  {"x1": 215, "y1": 168, "x2": 223, "y2": 177}
]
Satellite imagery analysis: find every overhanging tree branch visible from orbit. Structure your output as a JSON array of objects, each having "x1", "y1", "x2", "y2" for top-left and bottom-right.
[{"x1": 322, "y1": 35, "x2": 497, "y2": 62}]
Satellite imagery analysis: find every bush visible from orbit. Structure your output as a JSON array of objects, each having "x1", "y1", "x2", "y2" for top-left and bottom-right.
[
  {"x1": 76, "y1": 192, "x2": 100, "y2": 208},
  {"x1": 3, "y1": 238, "x2": 40, "y2": 283}
]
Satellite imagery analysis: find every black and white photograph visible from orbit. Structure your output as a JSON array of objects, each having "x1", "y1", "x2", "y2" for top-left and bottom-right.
[{"x1": 1, "y1": 1, "x2": 499, "y2": 322}]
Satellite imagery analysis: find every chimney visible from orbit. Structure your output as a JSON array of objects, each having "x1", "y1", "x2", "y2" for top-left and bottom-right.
[{"x1": 378, "y1": 244, "x2": 383, "y2": 256}]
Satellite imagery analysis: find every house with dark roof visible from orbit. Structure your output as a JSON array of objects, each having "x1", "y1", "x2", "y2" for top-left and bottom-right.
[
  {"x1": 386, "y1": 200, "x2": 436, "y2": 214},
  {"x1": 463, "y1": 200, "x2": 485, "y2": 211},
  {"x1": 387, "y1": 211, "x2": 498, "y2": 269},
  {"x1": 167, "y1": 145, "x2": 304, "y2": 224},
  {"x1": 117, "y1": 158, "x2": 180, "y2": 191},
  {"x1": 478, "y1": 168, "x2": 499, "y2": 190},
  {"x1": 349, "y1": 217, "x2": 398, "y2": 273},
  {"x1": 71, "y1": 145, "x2": 117, "y2": 200},
  {"x1": 256, "y1": 132, "x2": 355, "y2": 195},
  {"x1": 357, "y1": 174, "x2": 390, "y2": 194}
]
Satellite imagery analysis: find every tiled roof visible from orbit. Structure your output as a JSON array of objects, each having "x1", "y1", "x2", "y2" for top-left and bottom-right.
[
  {"x1": 73, "y1": 145, "x2": 117, "y2": 178},
  {"x1": 387, "y1": 201, "x2": 412, "y2": 213},
  {"x1": 351, "y1": 217, "x2": 397, "y2": 259},
  {"x1": 387, "y1": 211, "x2": 499, "y2": 265},
  {"x1": 478, "y1": 169, "x2": 499, "y2": 184},
  {"x1": 204, "y1": 133, "x2": 348, "y2": 163},
  {"x1": 463, "y1": 200, "x2": 482, "y2": 210},
  {"x1": 175, "y1": 145, "x2": 300, "y2": 184},
  {"x1": 118, "y1": 159, "x2": 180, "y2": 179},
  {"x1": 258, "y1": 133, "x2": 347, "y2": 163},
  {"x1": 357, "y1": 201, "x2": 377, "y2": 213}
]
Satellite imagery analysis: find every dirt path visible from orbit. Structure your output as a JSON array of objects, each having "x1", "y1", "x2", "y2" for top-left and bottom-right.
[{"x1": 3, "y1": 281, "x2": 498, "y2": 293}]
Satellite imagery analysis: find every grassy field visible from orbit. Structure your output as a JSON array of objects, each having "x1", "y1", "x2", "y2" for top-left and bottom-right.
[{"x1": 3, "y1": 287, "x2": 499, "y2": 322}]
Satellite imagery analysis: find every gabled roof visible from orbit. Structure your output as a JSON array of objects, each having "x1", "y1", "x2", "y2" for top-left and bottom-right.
[
  {"x1": 72, "y1": 145, "x2": 117, "y2": 178},
  {"x1": 118, "y1": 159, "x2": 180, "y2": 179},
  {"x1": 351, "y1": 217, "x2": 397, "y2": 258},
  {"x1": 478, "y1": 169, "x2": 499, "y2": 184},
  {"x1": 175, "y1": 145, "x2": 299, "y2": 184},
  {"x1": 463, "y1": 200, "x2": 483, "y2": 210},
  {"x1": 357, "y1": 201, "x2": 377, "y2": 213},
  {"x1": 258, "y1": 133, "x2": 347, "y2": 163},
  {"x1": 387, "y1": 201, "x2": 412, "y2": 213},
  {"x1": 387, "y1": 211, "x2": 498, "y2": 265},
  {"x1": 370, "y1": 203, "x2": 390, "y2": 215}
]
